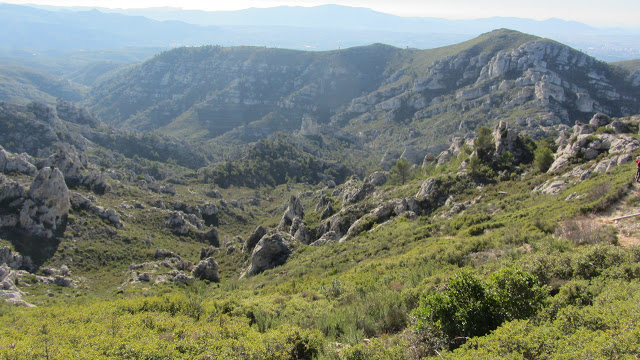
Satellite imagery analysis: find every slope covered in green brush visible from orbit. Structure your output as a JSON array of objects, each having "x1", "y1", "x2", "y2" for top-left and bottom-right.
[
  {"x1": 2, "y1": 29, "x2": 640, "y2": 359},
  {"x1": 2, "y1": 97, "x2": 640, "y2": 358}
]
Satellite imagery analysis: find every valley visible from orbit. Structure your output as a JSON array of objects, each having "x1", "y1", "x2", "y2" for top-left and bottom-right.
[{"x1": 0, "y1": 21, "x2": 640, "y2": 359}]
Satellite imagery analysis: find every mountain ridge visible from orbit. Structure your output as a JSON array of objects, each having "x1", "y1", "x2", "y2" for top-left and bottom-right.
[{"x1": 85, "y1": 29, "x2": 640, "y2": 168}]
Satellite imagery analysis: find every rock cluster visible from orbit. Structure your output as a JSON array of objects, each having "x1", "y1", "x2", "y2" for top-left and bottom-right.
[
  {"x1": 69, "y1": 192, "x2": 124, "y2": 228},
  {"x1": 191, "y1": 257, "x2": 220, "y2": 282},
  {"x1": 126, "y1": 251, "x2": 196, "y2": 286},
  {"x1": 42, "y1": 145, "x2": 110, "y2": 194},
  {"x1": 0, "y1": 146, "x2": 37, "y2": 176},
  {"x1": 549, "y1": 114, "x2": 640, "y2": 172}
]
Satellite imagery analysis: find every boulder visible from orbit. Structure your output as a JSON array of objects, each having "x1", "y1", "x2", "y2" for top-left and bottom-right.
[
  {"x1": 364, "y1": 171, "x2": 389, "y2": 186},
  {"x1": 492, "y1": 121, "x2": 532, "y2": 164},
  {"x1": 243, "y1": 225, "x2": 267, "y2": 253},
  {"x1": 0, "y1": 179, "x2": 25, "y2": 206},
  {"x1": 191, "y1": 257, "x2": 220, "y2": 282},
  {"x1": 201, "y1": 203, "x2": 219, "y2": 226},
  {"x1": 173, "y1": 272, "x2": 195, "y2": 284},
  {"x1": 416, "y1": 177, "x2": 441, "y2": 202},
  {"x1": 589, "y1": 113, "x2": 611, "y2": 127},
  {"x1": 343, "y1": 182, "x2": 374, "y2": 204},
  {"x1": 534, "y1": 180, "x2": 567, "y2": 195},
  {"x1": 293, "y1": 223, "x2": 312, "y2": 245},
  {"x1": 310, "y1": 231, "x2": 339, "y2": 246},
  {"x1": 18, "y1": 167, "x2": 70, "y2": 239},
  {"x1": 244, "y1": 232, "x2": 293, "y2": 277},
  {"x1": 608, "y1": 120, "x2": 628, "y2": 134},
  {"x1": 53, "y1": 275, "x2": 78, "y2": 288},
  {"x1": 155, "y1": 249, "x2": 179, "y2": 259}
]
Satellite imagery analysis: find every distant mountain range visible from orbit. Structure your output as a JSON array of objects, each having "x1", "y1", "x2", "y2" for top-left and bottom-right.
[
  {"x1": 83, "y1": 29, "x2": 640, "y2": 168},
  {"x1": 4, "y1": 3, "x2": 640, "y2": 61}
]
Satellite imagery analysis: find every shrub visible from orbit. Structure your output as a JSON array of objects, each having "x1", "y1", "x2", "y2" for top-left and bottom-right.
[
  {"x1": 555, "y1": 217, "x2": 617, "y2": 245},
  {"x1": 534, "y1": 145, "x2": 554, "y2": 173},
  {"x1": 412, "y1": 268, "x2": 548, "y2": 349}
]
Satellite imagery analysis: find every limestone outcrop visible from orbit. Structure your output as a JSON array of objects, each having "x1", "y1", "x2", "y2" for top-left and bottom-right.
[
  {"x1": 243, "y1": 226, "x2": 268, "y2": 253},
  {"x1": 18, "y1": 167, "x2": 70, "y2": 239},
  {"x1": 244, "y1": 232, "x2": 293, "y2": 277},
  {"x1": 191, "y1": 257, "x2": 220, "y2": 282},
  {"x1": 278, "y1": 195, "x2": 304, "y2": 229}
]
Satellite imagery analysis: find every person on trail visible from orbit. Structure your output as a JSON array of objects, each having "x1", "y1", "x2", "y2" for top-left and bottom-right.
[{"x1": 636, "y1": 158, "x2": 640, "y2": 183}]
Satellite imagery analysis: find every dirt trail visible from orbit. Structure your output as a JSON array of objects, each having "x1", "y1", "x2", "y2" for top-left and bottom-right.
[{"x1": 593, "y1": 182, "x2": 640, "y2": 247}]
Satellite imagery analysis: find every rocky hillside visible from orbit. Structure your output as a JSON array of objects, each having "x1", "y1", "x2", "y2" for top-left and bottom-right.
[
  {"x1": 87, "y1": 44, "x2": 402, "y2": 137},
  {"x1": 86, "y1": 29, "x2": 640, "y2": 168},
  {"x1": 0, "y1": 100, "x2": 209, "y2": 170},
  {"x1": 0, "y1": 65, "x2": 87, "y2": 104},
  {"x1": 2, "y1": 104, "x2": 640, "y2": 357}
]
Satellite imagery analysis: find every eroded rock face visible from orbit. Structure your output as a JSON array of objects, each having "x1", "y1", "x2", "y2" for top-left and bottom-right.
[
  {"x1": 343, "y1": 182, "x2": 374, "y2": 205},
  {"x1": 18, "y1": 167, "x2": 70, "y2": 239},
  {"x1": 0, "y1": 146, "x2": 37, "y2": 176},
  {"x1": 191, "y1": 257, "x2": 220, "y2": 282},
  {"x1": 492, "y1": 121, "x2": 531, "y2": 163},
  {"x1": 278, "y1": 195, "x2": 304, "y2": 229},
  {"x1": 243, "y1": 225, "x2": 268, "y2": 253},
  {"x1": 416, "y1": 178, "x2": 441, "y2": 202},
  {"x1": 245, "y1": 232, "x2": 292, "y2": 277},
  {"x1": 0, "y1": 246, "x2": 33, "y2": 271}
]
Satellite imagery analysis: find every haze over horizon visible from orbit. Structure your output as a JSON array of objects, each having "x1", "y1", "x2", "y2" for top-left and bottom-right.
[{"x1": 2, "y1": 0, "x2": 639, "y2": 28}]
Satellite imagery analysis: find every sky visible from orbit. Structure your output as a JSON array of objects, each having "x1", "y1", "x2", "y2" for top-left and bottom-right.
[{"x1": 4, "y1": 0, "x2": 640, "y2": 27}]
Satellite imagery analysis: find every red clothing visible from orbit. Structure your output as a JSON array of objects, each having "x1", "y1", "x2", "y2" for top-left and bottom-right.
[{"x1": 636, "y1": 159, "x2": 640, "y2": 168}]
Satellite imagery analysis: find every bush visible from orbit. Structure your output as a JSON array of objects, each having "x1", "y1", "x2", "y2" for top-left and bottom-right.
[
  {"x1": 534, "y1": 145, "x2": 554, "y2": 173},
  {"x1": 412, "y1": 268, "x2": 548, "y2": 349},
  {"x1": 555, "y1": 217, "x2": 618, "y2": 245}
]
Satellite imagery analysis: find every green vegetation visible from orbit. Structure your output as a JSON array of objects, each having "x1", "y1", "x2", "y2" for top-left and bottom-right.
[
  {"x1": 534, "y1": 145, "x2": 554, "y2": 172},
  {"x1": 390, "y1": 158, "x2": 413, "y2": 185},
  {"x1": 2, "y1": 28, "x2": 640, "y2": 359}
]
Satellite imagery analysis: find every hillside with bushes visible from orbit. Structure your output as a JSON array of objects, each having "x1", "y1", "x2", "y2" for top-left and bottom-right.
[{"x1": 2, "y1": 29, "x2": 640, "y2": 359}]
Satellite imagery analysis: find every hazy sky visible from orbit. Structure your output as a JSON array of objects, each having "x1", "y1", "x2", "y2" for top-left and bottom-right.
[{"x1": 5, "y1": 0, "x2": 639, "y2": 27}]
